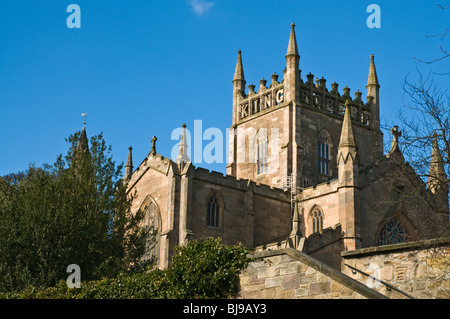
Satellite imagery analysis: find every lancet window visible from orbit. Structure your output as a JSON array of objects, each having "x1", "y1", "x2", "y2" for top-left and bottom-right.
[{"x1": 206, "y1": 193, "x2": 221, "y2": 228}]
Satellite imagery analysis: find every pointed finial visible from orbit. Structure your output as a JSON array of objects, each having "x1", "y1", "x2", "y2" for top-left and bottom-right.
[
  {"x1": 233, "y1": 49, "x2": 245, "y2": 82},
  {"x1": 125, "y1": 146, "x2": 133, "y2": 180},
  {"x1": 286, "y1": 22, "x2": 299, "y2": 57},
  {"x1": 338, "y1": 102, "x2": 356, "y2": 149},
  {"x1": 288, "y1": 198, "x2": 303, "y2": 250},
  {"x1": 290, "y1": 199, "x2": 302, "y2": 235},
  {"x1": 428, "y1": 132, "x2": 447, "y2": 193},
  {"x1": 367, "y1": 54, "x2": 380, "y2": 87},
  {"x1": 176, "y1": 124, "x2": 190, "y2": 164}
]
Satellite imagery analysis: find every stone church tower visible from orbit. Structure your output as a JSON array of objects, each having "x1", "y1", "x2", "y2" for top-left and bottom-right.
[
  {"x1": 227, "y1": 24, "x2": 383, "y2": 194},
  {"x1": 124, "y1": 23, "x2": 449, "y2": 271}
]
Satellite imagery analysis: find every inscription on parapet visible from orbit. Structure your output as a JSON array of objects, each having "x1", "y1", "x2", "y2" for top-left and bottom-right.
[
  {"x1": 299, "y1": 82, "x2": 371, "y2": 126},
  {"x1": 238, "y1": 74, "x2": 373, "y2": 127},
  {"x1": 239, "y1": 86, "x2": 284, "y2": 120}
]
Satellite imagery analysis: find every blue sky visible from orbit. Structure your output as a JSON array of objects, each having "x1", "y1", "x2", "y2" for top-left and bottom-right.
[{"x1": 0, "y1": 0, "x2": 448, "y2": 176}]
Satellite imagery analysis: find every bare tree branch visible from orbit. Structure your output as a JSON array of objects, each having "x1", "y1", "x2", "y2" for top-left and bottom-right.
[
  {"x1": 437, "y1": 3, "x2": 450, "y2": 10},
  {"x1": 413, "y1": 4, "x2": 450, "y2": 70}
]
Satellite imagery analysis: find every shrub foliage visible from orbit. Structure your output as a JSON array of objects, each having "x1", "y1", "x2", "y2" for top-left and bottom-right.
[{"x1": 0, "y1": 238, "x2": 251, "y2": 299}]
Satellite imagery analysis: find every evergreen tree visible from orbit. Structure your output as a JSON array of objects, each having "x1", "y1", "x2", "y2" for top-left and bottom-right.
[{"x1": 0, "y1": 130, "x2": 149, "y2": 293}]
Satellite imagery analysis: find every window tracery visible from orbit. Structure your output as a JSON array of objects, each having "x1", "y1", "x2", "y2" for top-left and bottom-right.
[
  {"x1": 207, "y1": 193, "x2": 221, "y2": 228},
  {"x1": 311, "y1": 206, "x2": 324, "y2": 234},
  {"x1": 142, "y1": 201, "x2": 161, "y2": 263},
  {"x1": 318, "y1": 131, "x2": 331, "y2": 176},
  {"x1": 378, "y1": 219, "x2": 408, "y2": 246}
]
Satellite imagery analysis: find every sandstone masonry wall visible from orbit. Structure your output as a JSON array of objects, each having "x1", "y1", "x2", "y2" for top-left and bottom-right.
[
  {"x1": 239, "y1": 248, "x2": 386, "y2": 299},
  {"x1": 341, "y1": 238, "x2": 450, "y2": 299}
]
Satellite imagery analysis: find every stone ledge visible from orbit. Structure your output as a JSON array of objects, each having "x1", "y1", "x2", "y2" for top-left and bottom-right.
[
  {"x1": 341, "y1": 237, "x2": 450, "y2": 258},
  {"x1": 249, "y1": 248, "x2": 388, "y2": 299}
]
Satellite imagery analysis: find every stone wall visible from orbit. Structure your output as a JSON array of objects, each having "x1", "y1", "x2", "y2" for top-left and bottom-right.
[
  {"x1": 304, "y1": 224, "x2": 344, "y2": 270},
  {"x1": 239, "y1": 248, "x2": 386, "y2": 299},
  {"x1": 191, "y1": 167, "x2": 291, "y2": 248},
  {"x1": 231, "y1": 103, "x2": 290, "y2": 188},
  {"x1": 127, "y1": 153, "x2": 174, "y2": 269},
  {"x1": 341, "y1": 238, "x2": 450, "y2": 299},
  {"x1": 298, "y1": 105, "x2": 380, "y2": 186},
  {"x1": 299, "y1": 180, "x2": 340, "y2": 237}
]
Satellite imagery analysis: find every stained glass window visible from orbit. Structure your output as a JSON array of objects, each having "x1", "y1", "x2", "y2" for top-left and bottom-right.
[{"x1": 378, "y1": 219, "x2": 408, "y2": 246}]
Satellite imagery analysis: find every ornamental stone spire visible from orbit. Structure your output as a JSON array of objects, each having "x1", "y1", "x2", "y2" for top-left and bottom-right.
[
  {"x1": 125, "y1": 146, "x2": 133, "y2": 180},
  {"x1": 232, "y1": 50, "x2": 246, "y2": 126},
  {"x1": 176, "y1": 124, "x2": 190, "y2": 164},
  {"x1": 427, "y1": 132, "x2": 447, "y2": 194},
  {"x1": 288, "y1": 199, "x2": 304, "y2": 250},
  {"x1": 233, "y1": 50, "x2": 245, "y2": 82},
  {"x1": 286, "y1": 23, "x2": 299, "y2": 57},
  {"x1": 366, "y1": 54, "x2": 380, "y2": 113},
  {"x1": 367, "y1": 54, "x2": 379, "y2": 87},
  {"x1": 337, "y1": 102, "x2": 360, "y2": 251},
  {"x1": 338, "y1": 102, "x2": 356, "y2": 151},
  {"x1": 285, "y1": 23, "x2": 300, "y2": 103}
]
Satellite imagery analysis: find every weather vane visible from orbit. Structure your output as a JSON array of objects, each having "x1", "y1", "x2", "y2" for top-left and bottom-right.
[{"x1": 81, "y1": 112, "x2": 87, "y2": 125}]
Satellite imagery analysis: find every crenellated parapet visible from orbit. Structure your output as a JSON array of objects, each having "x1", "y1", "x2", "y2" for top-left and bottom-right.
[
  {"x1": 299, "y1": 73, "x2": 372, "y2": 127},
  {"x1": 194, "y1": 166, "x2": 290, "y2": 201},
  {"x1": 237, "y1": 73, "x2": 286, "y2": 122},
  {"x1": 237, "y1": 69, "x2": 374, "y2": 127}
]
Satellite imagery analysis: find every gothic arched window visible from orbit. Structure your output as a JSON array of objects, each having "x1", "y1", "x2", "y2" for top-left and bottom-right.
[
  {"x1": 206, "y1": 193, "x2": 221, "y2": 228},
  {"x1": 142, "y1": 200, "x2": 161, "y2": 264},
  {"x1": 377, "y1": 219, "x2": 408, "y2": 246},
  {"x1": 256, "y1": 129, "x2": 268, "y2": 175},
  {"x1": 311, "y1": 206, "x2": 324, "y2": 234},
  {"x1": 318, "y1": 131, "x2": 331, "y2": 176}
]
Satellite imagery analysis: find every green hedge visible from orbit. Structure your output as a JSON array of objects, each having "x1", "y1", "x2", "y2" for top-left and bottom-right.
[{"x1": 0, "y1": 238, "x2": 251, "y2": 299}]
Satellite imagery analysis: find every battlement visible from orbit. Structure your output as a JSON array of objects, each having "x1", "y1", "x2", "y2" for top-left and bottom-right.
[
  {"x1": 299, "y1": 72, "x2": 373, "y2": 127},
  {"x1": 238, "y1": 70, "x2": 374, "y2": 127},
  {"x1": 193, "y1": 166, "x2": 290, "y2": 201},
  {"x1": 237, "y1": 73, "x2": 286, "y2": 122},
  {"x1": 298, "y1": 178, "x2": 339, "y2": 200}
]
